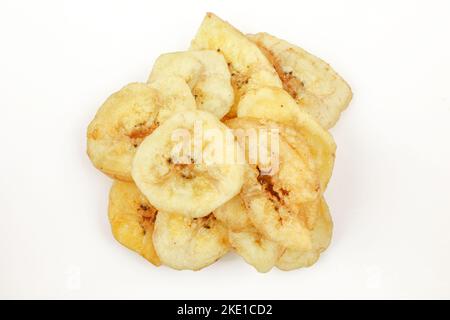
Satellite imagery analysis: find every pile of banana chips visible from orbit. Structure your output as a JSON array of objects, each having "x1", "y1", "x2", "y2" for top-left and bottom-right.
[{"x1": 87, "y1": 13, "x2": 352, "y2": 272}]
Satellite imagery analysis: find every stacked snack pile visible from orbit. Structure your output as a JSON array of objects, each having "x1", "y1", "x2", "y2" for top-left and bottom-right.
[{"x1": 87, "y1": 13, "x2": 352, "y2": 272}]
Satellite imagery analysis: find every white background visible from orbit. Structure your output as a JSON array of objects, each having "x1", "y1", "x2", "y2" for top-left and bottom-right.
[{"x1": 1, "y1": 0, "x2": 449, "y2": 299}]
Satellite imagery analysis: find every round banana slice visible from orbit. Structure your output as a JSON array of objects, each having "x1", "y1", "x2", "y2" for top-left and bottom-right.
[
  {"x1": 148, "y1": 50, "x2": 234, "y2": 119},
  {"x1": 152, "y1": 211, "x2": 229, "y2": 270},
  {"x1": 237, "y1": 87, "x2": 336, "y2": 190},
  {"x1": 87, "y1": 78, "x2": 196, "y2": 181},
  {"x1": 214, "y1": 195, "x2": 282, "y2": 273},
  {"x1": 225, "y1": 118, "x2": 320, "y2": 250},
  {"x1": 276, "y1": 197, "x2": 333, "y2": 270},
  {"x1": 132, "y1": 110, "x2": 245, "y2": 218},
  {"x1": 190, "y1": 13, "x2": 282, "y2": 117},
  {"x1": 108, "y1": 180, "x2": 160, "y2": 266},
  {"x1": 248, "y1": 32, "x2": 353, "y2": 129}
]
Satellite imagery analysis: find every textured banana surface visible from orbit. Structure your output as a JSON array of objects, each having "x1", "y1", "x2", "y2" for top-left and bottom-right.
[
  {"x1": 190, "y1": 13, "x2": 282, "y2": 117},
  {"x1": 248, "y1": 32, "x2": 352, "y2": 129},
  {"x1": 237, "y1": 87, "x2": 336, "y2": 190},
  {"x1": 87, "y1": 79, "x2": 196, "y2": 181},
  {"x1": 215, "y1": 196, "x2": 282, "y2": 273},
  {"x1": 108, "y1": 180, "x2": 160, "y2": 266},
  {"x1": 276, "y1": 197, "x2": 333, "y2": 270},
  {"x1": 132, "y1": 110, "x2": 244, "y2": 218},
  {"x1": 148, "y1": 50, "x2": 233, "y2": 119},
  {"x1": 152, "y1": 211, "x2": 229, "y2": 270},
  {"x1": 226, "y1": 118, "x2": 319, "y2": 251}
]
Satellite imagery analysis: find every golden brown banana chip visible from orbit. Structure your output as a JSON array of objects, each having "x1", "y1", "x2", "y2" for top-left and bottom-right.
[
  {"x1": 108, "y1": 180, "x2": 161, "y2": 266},
  {"x1": 248, "y1": 32, "x2": 352, "y2": 129},
  {"x1": 87, "y1": 79, "x2": 196, "y2": 181},
  {"x1": 276, "y1": 197, "x2": 333, "y2": 270},
  {"x1": 190, "y1": 13, "x2": 282, "y2": 117}
]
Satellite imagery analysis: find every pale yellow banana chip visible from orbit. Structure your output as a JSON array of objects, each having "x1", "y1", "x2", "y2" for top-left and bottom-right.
[
  {"x1": 190, "y1": 13, "x2": 282, "y2": 117},
  {"x1": 152, "y1": 211, "x2": 229, "y2": 270},
  {"x1": 248, "y1": 32, "x2": 352, "y2": 129},
  {"x1": 225, "y1": 118, "x2": 319, "y2": 250},
  {"x1": 87, "y1": 78, "x2": 196, "y2": 181},
  {"x1": 276, "y1": 197, "x2": 333, "y2": 270},
  {"x1": 148, "y1": 50, "x2": 234, "y2": 119},
  {"x1": 132, "y1": 110, "x2": 245, "y2": 218},
  {"x1": 214, "y1": 195, "x2": 282, "y2": 273},
  {"x1": 237, "y1": 87, "x2": 336, "y2": 190}
]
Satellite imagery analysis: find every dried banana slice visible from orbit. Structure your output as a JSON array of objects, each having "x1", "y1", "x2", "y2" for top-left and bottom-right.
[
  {"x1": 276, "y1": 197, "x2": 333, "y2": 270},
  {"x1": 237, "y1": 87, "x2": 336, "y2": 190},
  {"x1": 148, "y1": 50, "x2": 234, "y2": 119},
  {"x1": 225, "y1": 118, "x2": 320, "y2": 250},
  {"x1": 152, "y1": 211, "x2": 229, "y2": 270},
  {"x1": 214, "y1": 196, "x2": 282, "y2": 273},
  {"x1": 87, "y1": 78, "x2": 196, "y2": 181},
  {"x1": 108, "y1": 180, "x2": 160, "y2": 266},
  {"x1": 248, "y1": 32, "x2": 352, "y2": 129},
  {"x1": 132, "y1": 110, "x2": 245, "y2": 218},
  {"x1": 190, "y1": 13, "x2": 282, "y2": 117}
]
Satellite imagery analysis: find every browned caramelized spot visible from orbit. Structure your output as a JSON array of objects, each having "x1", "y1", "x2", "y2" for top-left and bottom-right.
[
  {"x1": 221, "y1": 113, "x2": 236, "y2": 121},
  {"x1": 138, "y1": 203, "x2": 158, "y2": 232},
  {"x1": 177, "y1": 163, "x2": 195, "y2": 179},
  {"x1": 169, "y1": 157, "x2": 196, "y2": 179},
  {"x1": 191, "y1": 214, "x2": 215, "y2": 230},
  {"x1": 202, "y1": 214, "x2": 217, "y2": 229},
  {"x1": 88, "y1": 128, "x2": 100, "y2": 140},
  {"x1": 128, "y1": 122, "x2": 159, "y2": 140},
  {"x1": 231, "y1": 71, "x2": 250, "y2": 91},
  {"x1": 253, "y1": 234, "x2": 263, "y2": 246},
  {"x1": 257, "y1": 44, "x2": 304, "y2": 99},
  {"x1": 192, "y1": 87, "x2": 205, "y2": 105},
  {"x1": 257, "y1": 167, "x2": 284, "y2": 205},
  {"x1": 282, "y1": 73, "x2": 304, "y2": 99}
]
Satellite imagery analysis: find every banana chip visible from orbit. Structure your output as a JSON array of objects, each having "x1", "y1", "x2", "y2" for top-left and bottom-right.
[
  {"x1": 148, "y1": 50, "x2": 234, "y2": 119},
  {"x1": 225, "y1": 118, "x2": 319, "y2": 250},
  {"x1": 276, "y1": 197, "x2": 333, "y2": 270},
  {"x1": 152, "y1": 211, "x2": 229, "y2": 270},
  {"x1": 214, "y1": 196, "x2": 282, "y2": 273},
  {"x1": 132, "y1": 110, "x2": 245, "y2": 218},
  {"x1": 237, "y1": 87, "x2": 336, "y2": 190},
  {"x1": 108, "y1": 180, "x2": 160, "y2": 266},
  {"x1": 190, "y1": 13, "x2": 282, "y2": 117},
  {"x1": 248, "y1": 32, "x2": 352, "y2": 129},
  {"x1": 87, "y1": 78, "x2": 196, "y2": 181}
]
